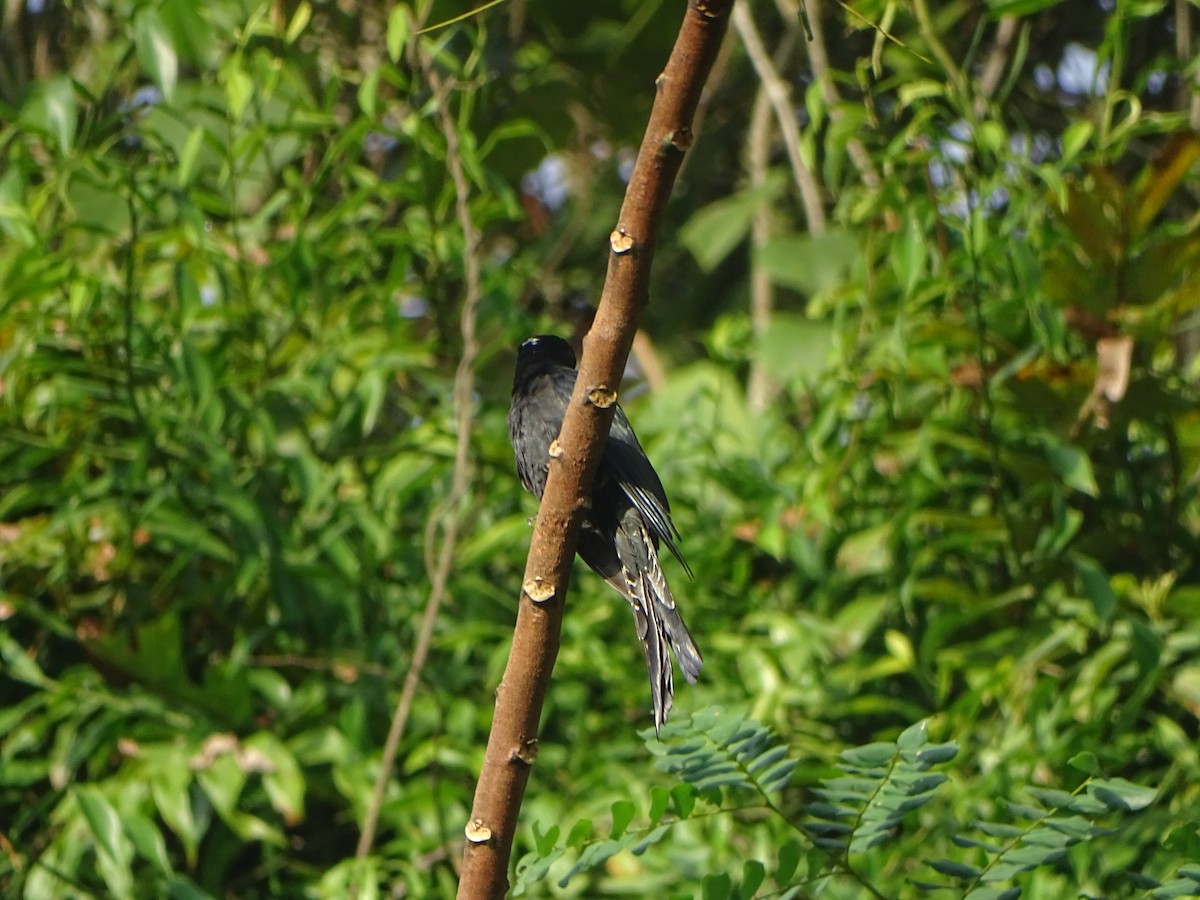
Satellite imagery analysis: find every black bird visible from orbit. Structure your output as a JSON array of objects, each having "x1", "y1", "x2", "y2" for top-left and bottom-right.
[{"x1": 508, "y1": 334, "x2": 702, "y2": 731}]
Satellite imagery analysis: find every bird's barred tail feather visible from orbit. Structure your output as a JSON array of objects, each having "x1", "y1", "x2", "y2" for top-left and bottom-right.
[
  {"x1": 639, "y1": 528, "x2": 702, "y2": 686},
  {"x1": 629, "y1": 583, "x2": 675, "y2": 732},
  {"x1": 624, "y1": 528, "x2": 702, "y2": 732}
]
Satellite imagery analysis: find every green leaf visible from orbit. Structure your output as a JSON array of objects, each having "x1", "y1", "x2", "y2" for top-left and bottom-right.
[
  {"x1": 757, "y1": 228, "x2": 859, "y2": 295},
  {"x1": 671, "y1": 782, "x2": 696, "y2": 818},
  {"x1": 891, "y1": 212, "x2": 926, "y2": 299},
  {"x1": 917, "y1": 743, "x2": 959, "y2": 766},
  {"x1": 775, "y1": 840, "x2": 802, "y2": 884},
  {"x1": 702, "y1": 871, "x2": 733, "y2": 900},
  {"x1": 986, "y1": 0, "x2": 1066, "y2": 15},
  {"x1": 177, "y1": 126, "x2": 207, "y2": 188},
  {"x1": 136, "y1": 9, "x2": 179, "y2": 102},
  {"x1": 1061, "y1": 120, "x2": 1094, "y2": 164},
  {"x1": 756, "y1": 313, "x2": 836, "y2": 385},
  {"x1": 565, "y1": 816, "x2": 593, "y2": 848},
  {"x1": 1072, "y1": 555, "x2": 1116, "y2": 623},
  {"x1": 123, "y1": 811, "x2": 174, "y2": 876},
  {"x1": 609, "y1": 800, "x2": 635, "y2": 839},
  {"x1": 285, "y1": 1, "x2": 312, "y2": 43},
  {"x1": 359, "y1": 68, "x2": 382, "y2": 120},
  {"x1": 738, "y1": 860, "x2": 765, "y2": 898},
  {"x1": 836, "y1": 523, "x2": 894, "y2": 578},
  {"x1": 630, "y1": 823, "x2": 671, "y2": 855},
  {"x1": 1042, "y1": 436, "x2": 1098, "y2": 496},
  {"x1": 22, "y1": 75, "x2": 78, "y2": 153},
  {"x1": 1150, "y1": 879, "x2": 1200, "y2": 899},
  {"x1": 896, "y1": 720, "x2": 929, "y2": 753},
  {"x1": 648, "y1": 786, "x2": 670, "y2": 825},
  {"x1": 1090, "y1": 777, "x2": 1157, "y2": 811},
  {"x1": 387, "y1": 5, "x2": 410, "y2": 62},
  {"x1": 244, "y1": 732, "x2": 305, "y2": 823},
  {"x1": 964, "y1": 888, "x2": 1022, "y2": 900},
  {"x1": 74, "y1": 786, "x2": 129, "y2": 865},
  {"x1": 681, "y1": 174, "x2": 785, "y2": 271},
  {"x1": 930, "y1": 859, "x2": 982, "y2": 879},
  {"x1": 533, "y1": 821, "x2": 559, "y2": 856},
  {"x1": 840, "y1": 741, "x2": 897, "y2": 769},
  {"x1": 222, "y1": 62, "x2": 253, "y2": 119},
  {"x1": 1068, "y1": 751, "x2": 1100, "y2": 775}
]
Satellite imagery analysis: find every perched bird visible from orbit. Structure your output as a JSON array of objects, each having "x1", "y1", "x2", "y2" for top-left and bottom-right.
[{"x1": 508, "y1": 334, "x2": 702, "y2": 731}]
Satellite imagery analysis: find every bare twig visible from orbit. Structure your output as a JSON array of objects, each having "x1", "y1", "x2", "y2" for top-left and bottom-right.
[
  {"x1": 732, "y1": 2, "x2": 826, "y2": 234},
  {"x1": 354, "y1": 12, "x2": 484, "y2": 872},
  {"x1": 456, "y1": 2, "x2": 735, "y2": 896},
  {"x1": 974, "y1": 15, "x2": 1018, "y2": 116},
  {"x1": 912, "y1": 0, "x2": 970, "y2": 109},
  {"x1": 799, "y1": 0, "x2": 880, "y2": 190},
  {"x1": 632, "y1": 330, "x2": 668, "y2": 393},
  {"x1": 1178, "y1": 0, "x2": 1200, "y2": 130},
  {"x1": 746, "y1": 85, "x2": 777, "y2": 412}
]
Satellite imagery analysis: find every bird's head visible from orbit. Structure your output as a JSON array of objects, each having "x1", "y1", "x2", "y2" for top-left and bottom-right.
[{"x1": 513, "y1": 334, "x2": 577, "y2": 389}]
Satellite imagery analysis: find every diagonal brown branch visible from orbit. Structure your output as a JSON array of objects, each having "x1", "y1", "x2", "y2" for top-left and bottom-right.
[{"x1": 456, "y1": 2, "x2": 735, "y2": 896}]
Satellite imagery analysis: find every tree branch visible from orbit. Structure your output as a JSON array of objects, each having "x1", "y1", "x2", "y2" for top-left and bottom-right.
[
  {"x1": 456, "y1": 2, "x2": 734, "y2": 896},
  {"x1": 732, "y1": 1, "x2": 826, "y2": 234}
]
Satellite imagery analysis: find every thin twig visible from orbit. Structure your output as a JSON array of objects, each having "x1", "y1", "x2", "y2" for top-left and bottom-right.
[
  {"x1": 1177, "y1": 0, "x2": 1200, "y2": 129},
  {"x1": 799, "y1": 0, "x2": 880, "y2": 190},
  {"x1": 632, "y1": 330, "x2": 668, "y2": 393},
  {"x1": 354, "y1": 13, "x2": 484, "y2": 871},
  {"x1": 733, "y1": 1, "x2": 826, "y2": 234},
  {"x1": 974, "y1": 15, "x2": 1018, "y2": 119},
  {"x1": 912, "y1": 0, "x2": 971, "y2": 111},
  {"x1": 746, "y1": 84, "x2": 777, "y2": 412}
]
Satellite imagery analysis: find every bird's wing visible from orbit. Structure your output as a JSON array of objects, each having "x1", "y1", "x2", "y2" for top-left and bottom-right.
[{"x1": 604, "y1": 409, "x2": 693, "y2": 577}]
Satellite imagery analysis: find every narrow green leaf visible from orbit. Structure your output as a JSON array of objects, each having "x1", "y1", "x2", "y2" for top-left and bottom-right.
[
  {"x1": 386, "y1": 6, "x2": 410, "y2": 62},
  {"x1": 671, "y1": 782, "x2": 695, "y2": 818},
  {"x1": 840, "y1": 741, "x2": 897, "y2": 768},
  {"x1": 1061, "y1": 120, "x2": 1093, "y2": 164},
  {"x1": 136, "y1": 9, "x2": 179, "y2": 101},
  {"x1": 648, "y1": 786, "x2": 670, "y2": 825},
  {"x1": 75, "y1": 786, "x2": 128, "y2": 864},
  {"x1": 929, "y1": 859, "x2": 982, "y2": 879},
  {"x1": 917, "y1": 742, "x2": 960, "y2": 765},
  {"x1": 285, "y1": 1, "x2": 312, "y2": 42},
  {"x1": 1042, "y1": 436, "x2": 1098, "y2": 496}
]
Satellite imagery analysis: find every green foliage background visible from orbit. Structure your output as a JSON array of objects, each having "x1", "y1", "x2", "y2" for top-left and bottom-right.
[{"x1": 2, "y1": 0, "x2": 1200, "y2": 897}]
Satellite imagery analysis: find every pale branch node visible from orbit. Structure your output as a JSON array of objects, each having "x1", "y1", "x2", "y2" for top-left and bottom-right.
[
  {"x1": 511, "y1": 740, "x2": 539, "y2": 765},
  {"x1": 666, "y1": 127, "x2": 694, "y2": 151},
  {"x1": 464, "y1": 819, "x2": 492, "y2": 844},
  {"x1": 586, "y1": 387, "x2": 618, "y2": 409},
  {"x1": 610, "y1": 229, "x2": 635, "y2": 253},
  {"x1": 523, "y1": 579, "x2": 556, "y2": 604}
]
